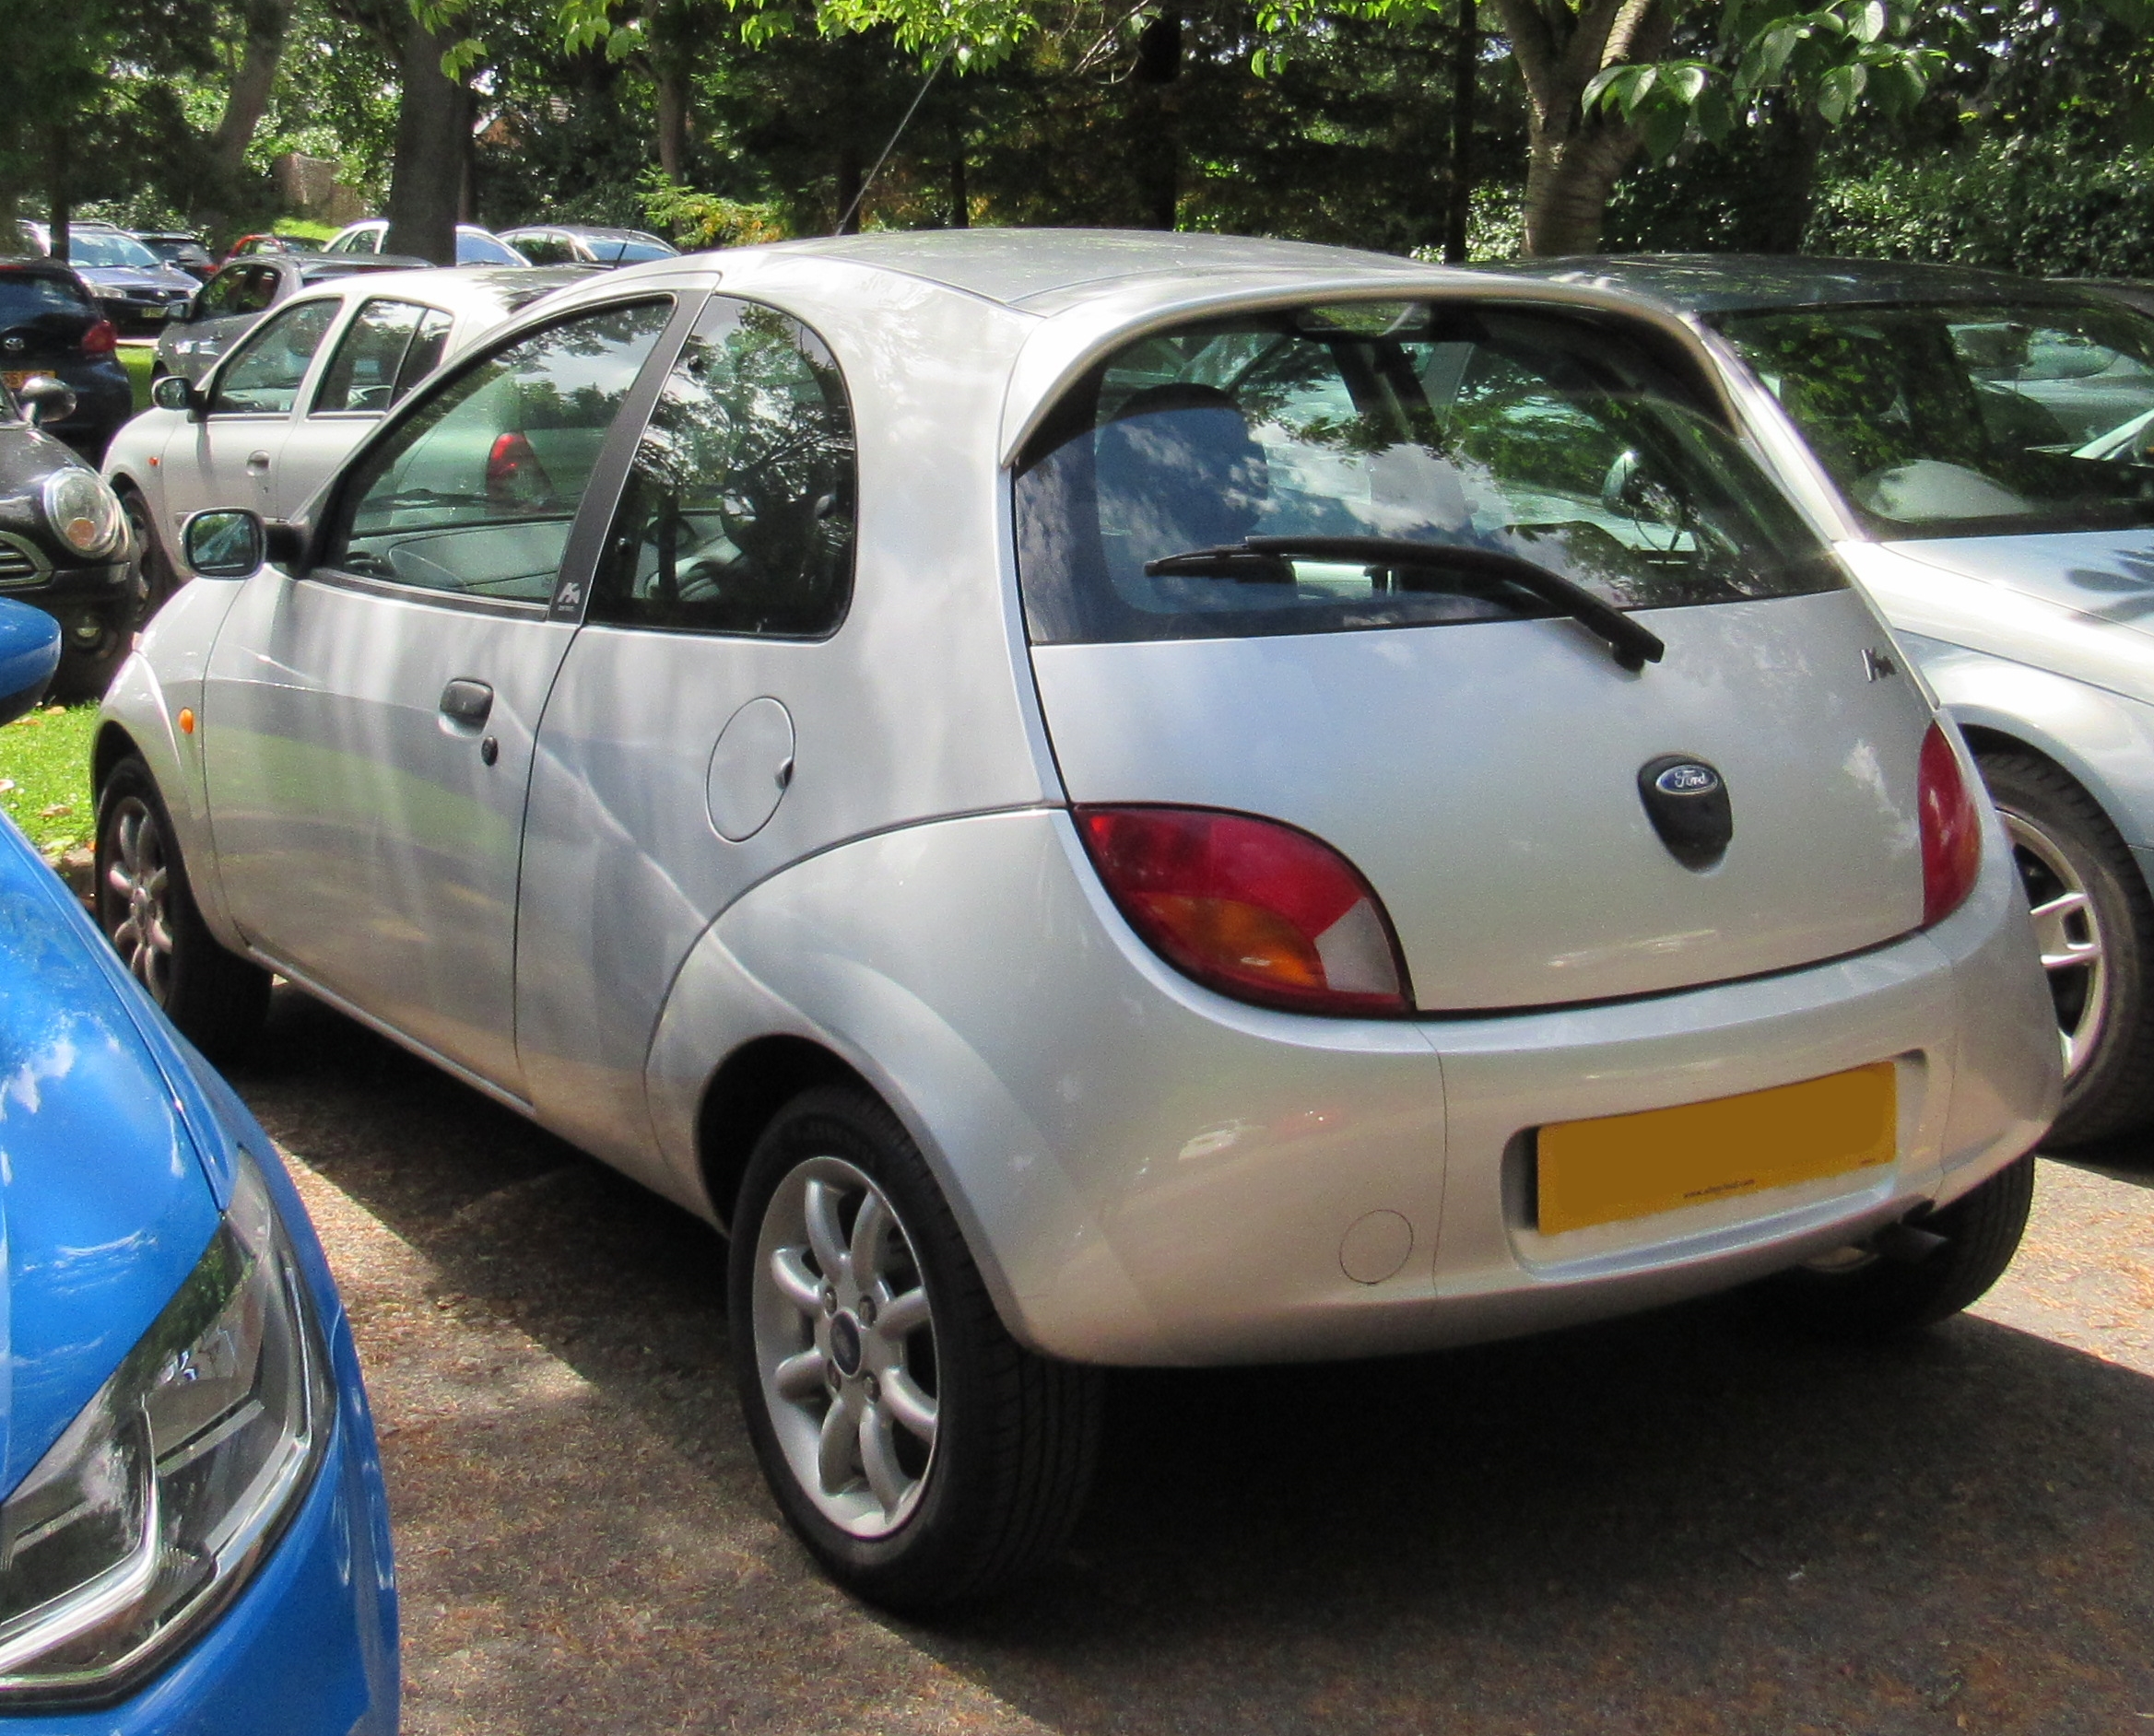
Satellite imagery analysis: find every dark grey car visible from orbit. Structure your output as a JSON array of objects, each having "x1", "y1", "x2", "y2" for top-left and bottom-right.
[{"x1": 153, "y1": 256, "x2": 437, "y2": 384}]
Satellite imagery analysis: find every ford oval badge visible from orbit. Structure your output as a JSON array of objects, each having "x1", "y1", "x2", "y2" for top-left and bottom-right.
[
  {"x1": 1638, "y1": 754, "x2": 1733, "y2": 871},
  {"x1": 1654, "y1": 761, "x2": 1720, "y2": 797}
]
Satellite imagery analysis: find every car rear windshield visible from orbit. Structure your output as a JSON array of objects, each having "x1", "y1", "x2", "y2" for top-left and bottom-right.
[
  {"x1": 1713, "y1": 299, "x2": 2154, "y2": 538},
  {"x1": 1014, "y1": 302, "x2": 1842, "y2": 645},
  {"x1": 0, "y1": 271, "x2": 92, "y2": 323}
]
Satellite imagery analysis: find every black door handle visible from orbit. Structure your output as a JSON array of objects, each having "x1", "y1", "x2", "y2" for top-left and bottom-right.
[{"x1": 440, "y1": 678, "x2": 494, "y2": 725}]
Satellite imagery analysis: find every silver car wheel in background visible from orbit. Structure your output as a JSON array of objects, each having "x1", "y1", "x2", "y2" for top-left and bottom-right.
[
  {"x1": 752, "y1": 1155, "x2": 939, "y2": 1539},
  {"x1": 2003, "y1": 808, "x2": 2108, "y2": 1077},
  {"x1": 104, "y1": 794, "x2": 174, "y2": 1003}
]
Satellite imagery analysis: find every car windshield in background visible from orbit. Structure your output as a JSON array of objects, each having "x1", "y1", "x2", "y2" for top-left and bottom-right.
[
  {"x1": 1015, "y1": 301, "x2": 1841, "y2": 645},
  {"x1": 1714, "y1": 299, "x2": 2154, "y2": 538},
  {"x1": 66, "y1": 230, "x2": 163, "y2": 269},
  {"x1": 457, "y1": 232, "x2": 525, "y2": 265}
]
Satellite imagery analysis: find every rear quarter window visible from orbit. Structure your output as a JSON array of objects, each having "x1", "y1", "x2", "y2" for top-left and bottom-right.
[{"x1": 1015, "y1": 302, "x2": 1842, "y2": 645}]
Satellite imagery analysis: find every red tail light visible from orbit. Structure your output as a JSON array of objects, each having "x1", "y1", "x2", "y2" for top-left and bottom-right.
[
  {"x1": 485, "y1": 430, "x2": 553, "y2": 509},
  {"x1": 81, "y1": 320, "x2": 117, "y2": 357},
  {"x1": 1918, "y1": 721, "x2": 1982, "y2": 926},
  {"x1": 1076, "y1": 805, "x2": 1411, "y2": 1015}
]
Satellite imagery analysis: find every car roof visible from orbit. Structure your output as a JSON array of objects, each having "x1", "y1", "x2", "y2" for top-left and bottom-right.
[
  {"x1": 1488, "y1": 252, "x2": 2113, "y2": 317},
  {"x1": 282, "y1": 263, "x2": 595, "y2": 316},
  {"x1": 509, "y1": 223, "x2": 667, "y2": 241},
  {"x1": 296, "y1": 256, "x2": 432, "y2": 280}
]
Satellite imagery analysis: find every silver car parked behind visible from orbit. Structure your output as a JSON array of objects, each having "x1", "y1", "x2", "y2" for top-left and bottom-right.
[{"x1": 94, "y1": 232, "x2": 2057, "y2": 1610}]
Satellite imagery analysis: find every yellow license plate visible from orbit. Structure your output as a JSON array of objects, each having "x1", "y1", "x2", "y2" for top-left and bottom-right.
[{"x1": 1536, "y1": 1062, "x2": 1897, "y2": 1235}]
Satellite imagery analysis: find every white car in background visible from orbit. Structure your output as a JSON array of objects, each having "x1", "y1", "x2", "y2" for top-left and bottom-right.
[
  {"x1": 104, "y1": 265, "x2": 592, "y2": 611},
  {"x1": 322, "y1": 220, "x2": 531, "y2": 267}
]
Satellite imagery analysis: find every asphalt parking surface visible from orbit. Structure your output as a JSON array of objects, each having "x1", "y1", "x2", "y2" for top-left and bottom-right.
[{"x1": 231, "y1": 989, "x2": 2154, "y2": 1736}]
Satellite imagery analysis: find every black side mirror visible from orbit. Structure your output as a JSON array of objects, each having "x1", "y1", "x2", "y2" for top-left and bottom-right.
[
  {"x1": 150, "y1": 372, "x2": 200, "y2": 416},
  {"x1": 0, "y1": 598, "x2": 61, "y2": 726},
  {"x1": 182, "y1": 508, "x2": 265, "y2": 578},
  {"x1": 16, "y1": 374, "x2": 77, "y2": 429}
]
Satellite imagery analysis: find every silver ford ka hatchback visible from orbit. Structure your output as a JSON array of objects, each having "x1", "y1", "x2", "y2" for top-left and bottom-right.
[{"x1": 90, "y1": 231, "x2": 2058, "y2": 1610}]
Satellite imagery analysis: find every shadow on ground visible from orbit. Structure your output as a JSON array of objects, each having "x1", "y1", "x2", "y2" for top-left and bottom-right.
[{"x1": 235, "y1": 990, "x2": 2154, "y2": 1736}]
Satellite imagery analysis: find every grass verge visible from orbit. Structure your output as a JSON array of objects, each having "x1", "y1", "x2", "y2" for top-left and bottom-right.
[
  {"x1": 0, "y1": 703, "x2": 98, "y2": 857},
  {"x1": 119, "y1": 343, "x2": 156, "y2": 413}
]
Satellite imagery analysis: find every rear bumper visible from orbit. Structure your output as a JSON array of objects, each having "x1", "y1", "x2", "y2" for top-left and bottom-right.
[{"x1": 709, "y1": 804, "x2": 2055, "y2": 1368}]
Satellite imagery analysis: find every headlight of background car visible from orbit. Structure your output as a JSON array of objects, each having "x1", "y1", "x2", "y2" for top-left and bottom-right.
[
  {"x1": 0, "y1": 1152, "x2": 333, "y2": 1705},
  {"x1": 41, "y1": 470, "x2": 125, "y2": 559}
]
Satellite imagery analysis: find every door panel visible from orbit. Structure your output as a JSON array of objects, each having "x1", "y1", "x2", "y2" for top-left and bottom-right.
[{"x1": 202, "y1": 576, "x2": 572, "y2": 1087}]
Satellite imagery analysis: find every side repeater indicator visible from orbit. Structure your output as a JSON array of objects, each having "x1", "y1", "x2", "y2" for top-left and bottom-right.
[{"x1": 1638, "y1": 755, "x2": 1733, "y2": 872}]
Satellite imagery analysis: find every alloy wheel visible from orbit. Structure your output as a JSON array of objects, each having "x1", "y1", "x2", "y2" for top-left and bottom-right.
[
  {"x1": 103, "y1": 794, "x2": 174, "y2": 1003},
  {"x1": 751, "y1": 1155, "x2": 939, "y2": 1539},
  {"x1": 2003, "y1": 807, "x2": 2107, "y2": 1077}
]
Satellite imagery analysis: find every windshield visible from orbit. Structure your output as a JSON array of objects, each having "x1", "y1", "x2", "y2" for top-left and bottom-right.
[
  {"x1": 1714, "y1": 299, "x2": 2154, "y2": 538},
  {"x1": 1015, "y1": 302, "x2": 1842, "y2": 645},
  {"x1": 66, "y1": 230, "x2": 161, "y2": 269},
  {"x1": 457, "y1": 231, "x2": 526, "y2": 265}
]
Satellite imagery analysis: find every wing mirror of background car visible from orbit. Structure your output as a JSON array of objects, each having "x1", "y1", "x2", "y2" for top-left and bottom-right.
[
  {"x1": 150, "y1": 373, "x2": 203, "y2": 416},
  {"x1": 15, "y1": 375, "x2": 77, "y2": 429},
  {"x1": 0, "y1": 597, "x2": 61, "y2": 726}
]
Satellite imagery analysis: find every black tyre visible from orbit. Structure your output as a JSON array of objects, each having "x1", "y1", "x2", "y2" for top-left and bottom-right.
[
  {"x1": 730, "y1": 1085, "x2": 1103, "y2": 1612},
  {"x1": 1759, "y1": 1155, "x2": 2035, "y2": 1340},
  {"x1": 94, "y1": 756, "x2": 269, "y2": 1059},
  {"x1": 120, "y1": 487, "x2": 182, "y2": 624},
  {"x1": 1980, "y1": 751, "x2": 2154, "y2": 1146},
  {"x1": 46, "y1": 626, "x2": 129, "y2": 703}
]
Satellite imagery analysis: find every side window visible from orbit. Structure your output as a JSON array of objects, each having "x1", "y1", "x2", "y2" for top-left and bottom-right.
[
  {"x1": 312, "y1": 299, "x2": 432, "y2": 415},
  {"x1": 515, "y1": 232, "x2": 569, "y2": 265},
  {"x1": 324, "y1": 299, "x2": 674, "y2": 603},
  {"x1": 589, "y1": 299, "x2": 856, "y2": 637},
  {"x1": 238, "y1": 266, "x2": 281, "y2": 314},
  {"x1": 194, "y1": 269, "x2": 242, "y2": 319},
  {"x1": 393, "y1": 308, "x2": 455, "y2": 401},
  {"x1": 208, "y1": 299, "x2": 341, "y2": 415}
]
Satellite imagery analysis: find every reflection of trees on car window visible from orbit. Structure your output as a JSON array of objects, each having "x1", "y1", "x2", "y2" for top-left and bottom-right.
[
  {"x1": 592, "y1": 301, "x2": 856, "y2": 638},
  {"x1": 1719, "y1": 301, "x2": 2154, "y2": 535}
]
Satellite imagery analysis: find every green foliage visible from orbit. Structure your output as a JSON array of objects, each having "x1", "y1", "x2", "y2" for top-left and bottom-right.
[
  {"x1": 1583, "y1": 0, "x2": 1939, "y2": 163},
  {"x1": 1806, "y1": 135, "x2": 2154, "y2": 277},
  {"x1": 639, "y1": 170, "x2": 789, "y2": 244}
]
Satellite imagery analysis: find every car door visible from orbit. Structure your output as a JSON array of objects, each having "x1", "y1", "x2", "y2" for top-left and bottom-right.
[
  {"x1": 516, "y1": 295, "x2": 858, "y2": 1175},
  {"x1": 159, "y1": 295, "x2": 341, "y2": 546},
  {"x1": 200, "y1": 294, "x2": 687, "y2": 1094},
  {"x1": 273, "y1": 297, "x2": 454, "y2": 517}
]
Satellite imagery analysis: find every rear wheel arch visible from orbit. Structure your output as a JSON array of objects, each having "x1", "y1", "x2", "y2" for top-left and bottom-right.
[{"x1": 697, "y1": 1036, "x2": 874, "y2": 1236}]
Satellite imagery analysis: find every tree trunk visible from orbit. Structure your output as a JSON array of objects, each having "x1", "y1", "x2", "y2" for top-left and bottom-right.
[
  {"x1": 654, "y1": 62, "x2": 690, "y2": 182},
  {"x1": 1489, "y1": 0, "x2": 1669, "y2": 257},
  {"x1": 384, "y1": 11, "x2": 468, "y2": 265},
  {"x1": 1443, "y1": 0, "x2": 1475, "y2": 263},
  {"x1": 949, "y1": 147, "x2": 968, "y2": 228},
  {"x1": 209, "y1": 0, "x2": 289, "y2": 182},
  {"x1": 1133, "y1": 6, "x2": 1182, "y2": 229},
  {"x1": 45, "y1": 125, "x2": 68, "y2": 263}
]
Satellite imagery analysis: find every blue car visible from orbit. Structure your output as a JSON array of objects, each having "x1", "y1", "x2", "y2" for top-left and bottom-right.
[{"x1": 0, "y1": 599, "x2": 396, "y2": 1729}]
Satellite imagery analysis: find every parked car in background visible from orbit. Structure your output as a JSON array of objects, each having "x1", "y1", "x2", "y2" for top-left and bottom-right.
[
  {"x1": 498, "y1": 223, "x2": 679, "y2": 266},
  {"x1": 98, "y1": 231, "x2": 2055, "y2": 1610},
  {"x1": 0, "y1": 356, "x2": 136, "y2": 698},
  {"x1": 0, "y1": 596, "x2": 399, "y2": 1734},
  {"x1": 154, "y1": 254, "x2": 444, "y2": 384},
  {"x1": 323, "y1": 219, "x2": 530, "y2": 266},
  {"x1": 107, "y1": 264, "x2": 592, "y2": 616},
  {"x1": 1506, "y1": 254, "x2": 2154, "y2": 1145},
  {"x1": 0, "y1": 256, "x2": 134, "y2": 460},
  {"x1": 11, "y1": 223, "x2": 201, "y2": 333},
  {"x1": 223, "y1": 233, "x2": 325, "y2": 262},
  {"x1": 132, "y1": 229, "x2": 218, "y2": 281}
]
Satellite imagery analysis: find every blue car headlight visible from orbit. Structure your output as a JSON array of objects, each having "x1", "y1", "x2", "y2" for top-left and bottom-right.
[{"x1": 0, "y1": 1152, "x2": 333, "y2": 1705}]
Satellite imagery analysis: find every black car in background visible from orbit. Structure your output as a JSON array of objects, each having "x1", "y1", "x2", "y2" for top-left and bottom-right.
[
  {"x1": 152, "y1": 252, "x2": 438, "y2": 383},
  {"x1": 15, "y1": 222, "x2": 200, "y2": 334},
  {"x1": 132, "y1": 230, "x2": 218, "y2": 281},
  {"x1": 0, "y1": 375, "x2": 135, "y2": 698},
  {"x1": 0, "y1": 259, "x2": 134, "y2": 458}
]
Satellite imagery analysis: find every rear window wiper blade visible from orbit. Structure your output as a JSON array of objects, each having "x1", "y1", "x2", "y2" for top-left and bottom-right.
[{"x1": 1145, "y1": 535, "x2": 1666, "y2": 672}]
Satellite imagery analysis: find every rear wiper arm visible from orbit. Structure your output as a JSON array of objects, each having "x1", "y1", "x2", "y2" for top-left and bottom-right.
[{"x1": 1145, "y1": 534, "x2": 1666, "y2": 673}]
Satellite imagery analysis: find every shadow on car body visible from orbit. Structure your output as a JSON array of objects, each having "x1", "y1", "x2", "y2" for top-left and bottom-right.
[{"x1": 224, "y1": 987, "x2": 2154, "y2": 1736}]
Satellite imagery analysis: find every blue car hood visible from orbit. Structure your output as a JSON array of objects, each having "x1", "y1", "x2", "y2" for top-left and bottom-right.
[
  {"x1": 1889, "y1": 527, "x2": 2154, "y2": 636},
  {"x1": 0, "y1": 821, "x2": 221, "y2": 1494}
]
